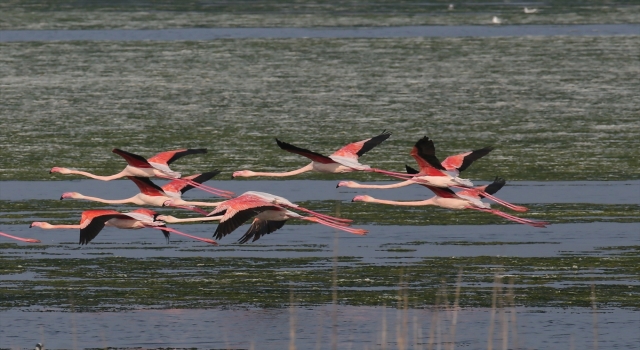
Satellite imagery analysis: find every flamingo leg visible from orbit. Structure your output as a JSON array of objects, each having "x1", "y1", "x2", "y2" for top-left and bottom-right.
[
  {"x1": 173, "y1": 205, "x2": 209, "y2": 216},
  {"x1": 0, "y1": 231, "x2": 41, "y2": 243},
  {"x1": 183, "y1": 179, "x2": 235, "y2": 198},
  {"x1": 147, "y1": 226, "x2": 218, "y2": 245},
  {"x1": 468, "y1": 207, "x2": 547, "y2": 228},
  {"x1": 301, "y1": 217, "x2": 368, "y2": 235},
  {"x1": 283, "y1": 205, "x2": 353, "y2": 225},
  {"x1": 451, "y1": 186, "x2": 528, "y2": 212},
  {"x1": 367, "y1": 168, "x2": 415, "y2": 178}
]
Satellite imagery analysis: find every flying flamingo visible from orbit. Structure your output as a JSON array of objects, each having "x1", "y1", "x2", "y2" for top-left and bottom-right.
[
  {"x1": 0, "y1": 231, "x2": 40, "y2": 243},
  {"x1": 207, "y1": 192, "x2": 367, "y2": 243},
  {"x1": 60, "y1": 174, "x2": 225, "y2": 215},
  {"x1": 337, "y1": 141, "x2": 492, "y2": 189},
  {"x1": 29, "y1": 209, "x2": 218, "y2": 245},
  {"x1": 232, "y1": 131, "x2": 400, "y2": 178},
  {"x1": 50, "y1": 148, "x2": 234, "y2": 198},
  {"x1": 352, "y1": 178, "x2": 547, "y2": 228},
  {"x1": 347, "y1": 136, "x2": 527, "y2": 212}
]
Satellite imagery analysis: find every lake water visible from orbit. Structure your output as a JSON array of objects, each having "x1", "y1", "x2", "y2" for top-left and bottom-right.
[{"x1": 2, "y1": 24, "x2": 640, "y2": 42}]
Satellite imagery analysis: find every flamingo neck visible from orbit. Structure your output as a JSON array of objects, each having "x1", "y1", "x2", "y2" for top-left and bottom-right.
[
  {"x1": 175, "y1": 199, "x2": 223, "y2": 207},
  {"x1": 34, "y1": 223, "x2": 82, "y2": 229},
  {"x1": 366, "y1": 197, "x2": 438, "y2": 207},
  {"x1": 73, "y1": 194, "x2": 137, "y2": 205},
  {"x1": 348, "y1": 180, "x2": 414, "y2": 189},
  {"x1": 64, "y1": 169, "x2": 129, "y2": 181},
  {"x1": 161, "y1": 215, "x2": 223, "y2": 223},
  {"x1": 246, "y1": 163, "x2": 314, "y2": 177}
]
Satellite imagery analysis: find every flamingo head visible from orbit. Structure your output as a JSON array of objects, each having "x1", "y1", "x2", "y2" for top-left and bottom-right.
[
  {"x1": 50, "y1": 167, "x2": 70, "y2": 174},
  {"x1": 232, "y1": 170, "x2": 254, "y2": 178},
  {"x1": 60, "y1": 192, "x2": 79, "y2": 200},
  {"x1": 336, "y1": 181, "x2": 355, "y2": 188},
  {"x1": 30, "y1": 222, "x2": 46, "y2": 228},
  {"x1": 155, "y1": 215, "x2": 168, "y2": 222},
  {"x1": 352, "y1": 195, "x2": 373, "y2": 202},
  {"x1": 25, "y1": 238, "x2": 41, "y2": 243}
]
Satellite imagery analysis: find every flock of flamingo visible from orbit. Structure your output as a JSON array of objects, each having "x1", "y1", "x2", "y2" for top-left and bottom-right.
[{"x1": 2, "y1": 131, "x2": 547, "y2": 246}]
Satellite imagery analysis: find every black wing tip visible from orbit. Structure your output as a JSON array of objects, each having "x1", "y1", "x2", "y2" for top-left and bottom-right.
[
  {"x1": 484, "y1": 176, "x2": 506, "y2": 195},
  {"x1": 189, "y1": 148, "x2": 207, "y2": 154},
  {"x1": 405, "y1": 164, "x2": 419, "y2": 175}
]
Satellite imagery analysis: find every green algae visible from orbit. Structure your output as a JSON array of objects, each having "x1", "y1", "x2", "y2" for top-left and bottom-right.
[
  {"x1": 1, "y1": 36, "x2": 639, "y2": 181},
  {"x1": 2, "y1": 1, "x2": 640, "y2": 29},
  {"x1": 2, "y1": 252, "x2": 640, "y2": 311}
]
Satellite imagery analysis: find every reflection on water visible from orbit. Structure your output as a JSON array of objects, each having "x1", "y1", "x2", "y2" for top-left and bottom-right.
[
  {"x1": 1, "y1": 305, "x2": 638, "y2": 349},
  {"x1": 1, "y1": 24, "x2": 640, "y2": 42}
]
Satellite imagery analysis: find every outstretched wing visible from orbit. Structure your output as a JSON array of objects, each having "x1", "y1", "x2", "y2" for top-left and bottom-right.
[
  {"x1": 405, "y1": 164, "x2": 420, "y2": 175},
  {"x1": 147, "y1": 148, "x2": 207, "y2": 165},
  {"x1": 162, "y1": 170, "x2": 220, "y2": 195},
  {"x1": 331, "y1": 130, "x2": 392, "y2": 158},
  {"x1": 412, "y1": 137, "x2": 447, "y2": 171},
  {"x1": 423, "y1": 185, "x2": 457, "y2": 199},
  {"x1": 441, "y1": 146, "x2": 493, "y2": 173},
  {"x1": 477, "y1": 177, "x2": 506, "y2": 198},
  {"x1": 112, "y1": 149, "x2": 153, "y2": 168},
  {"x1": 275, "y1": 138, "x2": 334, "y2": 164},
  {"x1": 79, "y1": 214, "x2": 126, "y2": 245},
  {"x1": 237, "y1": 219, "x2": 287, "y2": 244},
  {"x1": 213, "y1": 206, "x2": 279, "y2": 240},
  {"x1": 127, "y1": 176, "x2": 167, "y2": 196}
]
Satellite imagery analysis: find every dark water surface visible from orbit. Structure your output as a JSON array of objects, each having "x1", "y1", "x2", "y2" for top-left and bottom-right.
[
  {"x1": 2, "y1": 24, "x2": 640, "y2": 42},
  {"x1": 1, "y1": 305, "x2": 638, "y2": 349}
]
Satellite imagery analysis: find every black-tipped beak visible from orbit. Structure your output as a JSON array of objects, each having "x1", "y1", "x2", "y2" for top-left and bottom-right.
[
  {"x1": 336, "y1": 184, "x2": 339, "y2": 188},
  {"x1": 351, "y1": 199, "x2": 355, "y2": 202},
  {"x1": 59, "y1": 196, "x2": 63, "y2": 200},
  {"x1": 29, "y1": 223, "x2": 33, "y2": 228},
  {"x1": 230, "y1": 175, "x2": 235, "y2": 179}
]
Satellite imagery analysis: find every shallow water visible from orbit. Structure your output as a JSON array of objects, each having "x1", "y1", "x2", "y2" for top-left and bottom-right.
[
  {"x1": 1, "y1": 305, "x2": 638, "y2": 349},
  {"x1": 2, "y1": 24, "x2": 640, "y2": 42}
]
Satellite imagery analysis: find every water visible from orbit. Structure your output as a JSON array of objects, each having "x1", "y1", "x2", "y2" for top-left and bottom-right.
[
  {"x1": 1, "y1": 306, "x2": 638, "y2": 349},
  {"x1": 2, "y1": 24, "x2": 640, "y2": 42}
]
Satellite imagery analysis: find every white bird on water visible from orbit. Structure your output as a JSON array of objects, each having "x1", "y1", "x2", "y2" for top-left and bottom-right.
[
  {"x1": 524, "y1": 7, "x2": 538, "y2": 14},
  {"x1": 448, "y1": 4, "x2": 454, "y2": 10},
  {"x1": 492, "y1": 16, "x2": 502, "y2": 24}
]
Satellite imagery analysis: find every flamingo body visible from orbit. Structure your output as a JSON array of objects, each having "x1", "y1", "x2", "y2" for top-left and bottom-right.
[{"x1": 232, "y1": 131, "x2": 391, "y2": 178}]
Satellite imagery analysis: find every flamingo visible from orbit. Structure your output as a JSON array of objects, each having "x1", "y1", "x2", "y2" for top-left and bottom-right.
[
  {"x1": 60, "y1": 175, "x2": 225, "y2": 215},
  {"x1": 232, "y1": 131, "x2": 400, "y2": 178},
  {"x1": 346, "y1": 136, "x2": 527, "y2": 212},
  {"x1": 0, "y1": 231, "x2": 40, "y2": 243},
  {"x1": 50, "y1": 148, "x2": 234, "y2": 198},
  {"x1": 207, "y1": 192, "x2": 367, "y2": 243},
  {"x1": 337, "y1": 141, "x2": 492, "y2": 189},
  {"x1": 29, "y1": 209, "x2": 218, "y2": 245},
  {"x1": 352, "y1": 178, "x2": 548, "y2": 228}
]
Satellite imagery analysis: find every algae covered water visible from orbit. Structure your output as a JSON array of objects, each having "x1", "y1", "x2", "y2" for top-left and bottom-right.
[{"x1": 1, "y1": 1, "x2": 639, "y2": 349}]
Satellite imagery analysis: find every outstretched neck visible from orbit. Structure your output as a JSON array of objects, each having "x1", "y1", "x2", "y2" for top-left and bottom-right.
[
  {"x1": 31, "y1": 222, "x2": 82, "y2": 229},
  {"x1": 237, "y1": 163, "x2": 314, "y2": 178},
  {"x1": 67, "y1": 169, "x2": 128, "y2": 181},
  {"x1": 160, "y1": 215, "x2": 223, "y2": 223},
  {"x1": 73, "y1": 194, "x2": 138, "y2": 205},
  {"x1": 345, "y1": 179, "x2": 415, "y2": 189},
  {"x1": 367, "y1": 197, "x2": 438, "y2": 207}
]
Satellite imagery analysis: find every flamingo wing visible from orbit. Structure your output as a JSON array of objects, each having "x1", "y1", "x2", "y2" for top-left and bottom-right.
[
  {"x1": 214, "y1": 206, "x2": 280, "y2": 240},
  {"x1": 162, "y1": 170, "x2": 220, "y2": 195},
  {"x1": 275, "y1": 138, "x2": 334, "y2": 164},
  {"x1": 405, "y1": 164, "x2": 420, "y2": 175},
  {"x1": 441, "y1": 146, "x2": 493, "y2": 173},
  {"x1": 238, "y1": 218, "x2": 287, "y2": 244},
  {"x1": 423, "y1": 185, "x2": 458, "y2": 199},
  {"x1": 127, "y1": 176, "x2": 167, "y2": 197},
  {"x1": 79, "y1": 213, "x2": 128, "y2": 245},
  {"x1": 147, "y1": 148, "x2": 207, "y2": 165},
  {"x1": 112, "y1": 149, "x2": 153, "y2": 168},
  {"x1": 331, "y1": 130, "x2": 392, "y2": 158},
  {"x1": 475, "y1": 177, "x2": 506, "y2": 199},
  {"x1": 412, "y1": 137, "x2": 447, "y2": 171}
]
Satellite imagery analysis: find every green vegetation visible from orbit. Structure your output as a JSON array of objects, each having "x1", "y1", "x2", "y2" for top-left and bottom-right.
[
  {"x1": 1, "y1": 36, "x2": 639, "y2": 181},
  {"x1": 1, "y1": 1, "x2": 639, "y2": 29}
]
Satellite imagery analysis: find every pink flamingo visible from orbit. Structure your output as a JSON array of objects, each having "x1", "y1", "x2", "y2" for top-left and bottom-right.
[
  {"x1": 207, "y1": 192, "x2": 367, "y2": 243},
  {"x1": 0, "y1": 231, "x2": 40, "y2": 243},
  {"x1": 61, "y1": 175, "x2": 224, "y2": 215},
  {"x1": 344, "y1": 136, "x2": 526, "y2": 212},
  {"x1": 50, "y1": 148, "x2": 234, "y2": 198},
  {"x1": 30, "y1": 209, "x2": 218, "y2": 245},
  {"x1": 232, "y1": 131, "x2": 400, "y2": 178},
  {"x1": 352, "y1": 178, "x2": 547, "y2": 228}
]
